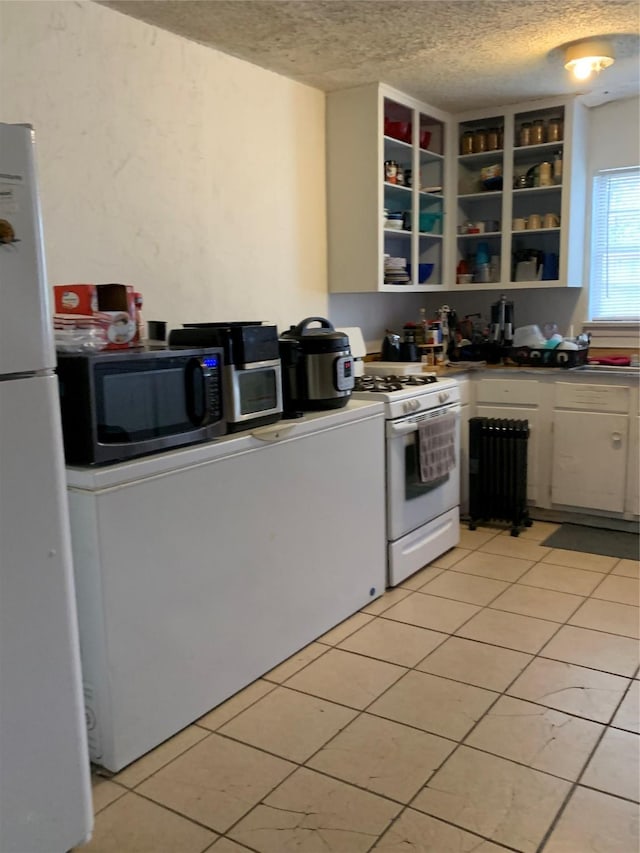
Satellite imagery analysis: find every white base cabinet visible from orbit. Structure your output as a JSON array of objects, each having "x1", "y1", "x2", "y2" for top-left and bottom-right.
[
  {"x1": 551, "y1": 410, "x2": 628, "y2": 511},
  {"x1": 551, "y1": 382, "x2": 631, "y2": 514},
  {"x1": 474, "y1": 377, "x2": 545, "y2": 505},
  {"x1": 462, "y1": 372, "x2": 639, "y2": 521},
  {"x1": 626, "y1": 415, "x2": 640, "y2": 516},
  {"x1": 66, "y1": 402, "x2": 386, "y2": 772}
]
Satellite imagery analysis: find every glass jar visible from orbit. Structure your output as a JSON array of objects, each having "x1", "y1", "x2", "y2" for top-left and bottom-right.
[
  {"x1": 487, "y1": 127, "x2": 500, "y2": 151},
  {"x1": 384, "y1": 160, "x2": 398, "y2": 183},
  {"x1": 531, "y1": 119, "x2": 545, "y2": 145},
  {"x1": 519, "y1": 122, "x2": 532, "y2": 146},
  {"x1": 460, "y1": 130, "x2": 474, "y2": 155},
  {"x1": 498, "y1": 126, "x2": 504, "y2": 149},
  {"x1": 547, "y1": 117, "x2": 563, "y2": 142},
  {"x1": 538, "y1": 161, "x2": 553, "y2": 187},
  {"x1": 472, "y1": 128, "x2": 487, "y2": 153}
]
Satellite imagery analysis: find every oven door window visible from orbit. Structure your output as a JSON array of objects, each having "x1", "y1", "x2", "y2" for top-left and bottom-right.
[
  {"x1": 238, "y1": 369, "x2": 278, "y2": 414},
  {"x1": 405, "y1": 435, "x2": 448, "y2": 500}
]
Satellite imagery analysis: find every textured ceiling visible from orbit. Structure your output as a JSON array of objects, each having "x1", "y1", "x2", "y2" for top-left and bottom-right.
[{"x1": 100, "y1": 0, "x2": 640, "y2": 111}]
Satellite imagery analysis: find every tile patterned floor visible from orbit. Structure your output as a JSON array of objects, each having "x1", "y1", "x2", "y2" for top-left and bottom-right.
[{"x1": 79, "y1": 522, "x2": 640, "y2": 853}]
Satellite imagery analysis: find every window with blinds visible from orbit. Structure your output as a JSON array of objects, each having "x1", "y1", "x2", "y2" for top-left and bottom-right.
[{"x1": 589, "y1": 166, "x2": 640, "y2": 320}]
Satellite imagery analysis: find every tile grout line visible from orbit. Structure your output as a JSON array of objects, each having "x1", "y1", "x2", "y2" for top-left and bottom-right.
[
  {"x1": 86, "y1": 524, "x2": 638, "y2": 851},
  {"x1": 536, "y1": 673, "x2": 640, "y2": 852}
]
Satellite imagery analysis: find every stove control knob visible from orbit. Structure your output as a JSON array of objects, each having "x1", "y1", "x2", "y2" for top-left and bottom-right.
[
  {"x1": 438, "y1": 391, "x2": 450, "y2": 404},
  {"x1": 403, "y1": 401, "x2": 412, "y2": 413},
  {"x1": 412, "y1": 399, "x2": 420, "y2": 411}
]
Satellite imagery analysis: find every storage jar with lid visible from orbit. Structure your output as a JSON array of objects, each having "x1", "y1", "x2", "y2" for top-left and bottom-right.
[
  {"x1": 538, "y1": 161, "x2": 553, "y2": 187},
  {"x1": 547, "y1": 117, "x2": 563, "y2": 142},
  {"x1": 519, "y1": 122, "x2": 532, "y2": 146},
  {"x1": 487, "y1": 127, "x2": 500, "y2": 151},
  {"x1": 531, "y1": 119, "x2": 545, "y2": 145},
  {"x1": 472, "y1": 128, "x2": 487, "y2": 153},
  {"x1": 460, "y1": 130, "x2": 474, "y2": 155}
]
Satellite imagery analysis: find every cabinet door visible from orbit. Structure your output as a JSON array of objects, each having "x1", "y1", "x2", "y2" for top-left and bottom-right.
[
  {"x1": 475, "y1": 405, "x2": 539, "y2": 503},
  {"x1": 327, "y1": 83, "x2": 450, "y2": 293},
  {"x1": 459, "y1": 403, "x2": 471, "y2": 514},
  {"x1": 552, "y1": 410, "x2": 628, "y2": 512},
  {"x1": 625, "y1": 414, "x2": 639, "y2": 516},
  {"x1": 455, "y1": 113, "x2": 505, "y2": 286},
  {"x1": 451, "y1": 96, "x2": 587, "y2": 291}
]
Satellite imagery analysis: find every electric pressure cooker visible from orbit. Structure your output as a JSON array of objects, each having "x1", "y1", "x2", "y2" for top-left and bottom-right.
[{"x1": 279, "y1": 317, "x2": 354, "y2": 413}]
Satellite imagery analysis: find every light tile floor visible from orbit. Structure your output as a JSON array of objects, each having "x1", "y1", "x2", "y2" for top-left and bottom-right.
[{"x1": 80, "y1": 522, "x2": 640, "y2": 853}]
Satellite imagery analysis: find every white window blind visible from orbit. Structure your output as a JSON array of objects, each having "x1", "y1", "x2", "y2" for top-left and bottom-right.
[{"x1": 590, "y1": 166, "x2": 640, "y2": 320}]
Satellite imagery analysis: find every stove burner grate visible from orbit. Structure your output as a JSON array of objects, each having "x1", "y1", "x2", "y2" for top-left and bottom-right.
[{"x1": 354, "y1": 373, "x2": 439, "y2": 393}]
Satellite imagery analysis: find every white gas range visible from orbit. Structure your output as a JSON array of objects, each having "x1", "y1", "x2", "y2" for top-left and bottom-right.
[{"x1": 351, "y1": 366, "x2": 461, "y2": 586}]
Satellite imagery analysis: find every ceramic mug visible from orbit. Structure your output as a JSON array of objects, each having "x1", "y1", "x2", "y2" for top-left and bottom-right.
[
  {"x1": 512, "y1": 217, "x2": 526, "y2": 231},
  {"x1": 543, "y1": 212, "x2": 560, "y2": 228},
  {"x1": 527, "y1": 214, "x2": 542, "y2": 230}
]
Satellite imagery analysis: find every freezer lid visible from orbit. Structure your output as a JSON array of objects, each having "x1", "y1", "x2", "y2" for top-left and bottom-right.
[{"x1": 0, "y1": 123, "x2": 56, "y2": 376}]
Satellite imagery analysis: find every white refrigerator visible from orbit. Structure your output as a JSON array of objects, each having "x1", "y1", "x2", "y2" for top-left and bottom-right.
[{"x1": 0, "y1": 124, "x2": 93, "y2": 851}]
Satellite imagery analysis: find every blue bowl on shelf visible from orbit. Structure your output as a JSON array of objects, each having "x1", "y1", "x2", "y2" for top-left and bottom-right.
[
  {"x1": 418, "y1": 212, "x2": 442, "y2": 233},
  {"x1": 407, "y1": 262, "x2": 434, "y2": 283}
]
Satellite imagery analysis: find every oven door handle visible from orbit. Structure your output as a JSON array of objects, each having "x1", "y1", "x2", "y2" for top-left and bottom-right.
[
  {"x1": 387, "y1": 409, "x2": 460, "y2": 437},
  {"x1": 387, "y1": 420, "x2": 420, "y2": 437}
]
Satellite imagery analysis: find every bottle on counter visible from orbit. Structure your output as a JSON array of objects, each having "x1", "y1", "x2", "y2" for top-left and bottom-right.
[
  {"x1": 417, "y1": 307, "x2": 429, "y2": 345},
  {"x1": 133, "y1": 291, "x2": 145, "y2": 344},
  {"x1": 553, "y1": 149, "x2": 563, "y2": 184}
]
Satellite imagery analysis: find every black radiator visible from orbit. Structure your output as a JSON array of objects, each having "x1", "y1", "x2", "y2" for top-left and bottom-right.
[{"x1": 468, "y1": 417, "x2": 532, "y2": 537}]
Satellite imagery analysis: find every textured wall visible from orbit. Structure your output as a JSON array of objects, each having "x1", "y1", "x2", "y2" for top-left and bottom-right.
[{"x1": 0, "y1": 0, "x2": 328, "y2": 333}]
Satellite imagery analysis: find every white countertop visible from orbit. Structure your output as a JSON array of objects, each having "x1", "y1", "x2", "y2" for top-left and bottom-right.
[{"x1": 65, "y1": 398, "x2": 384, "y2": 490}]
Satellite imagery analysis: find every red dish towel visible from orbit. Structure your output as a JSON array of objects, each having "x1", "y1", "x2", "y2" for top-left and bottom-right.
[
  {"x1": 418, "y1": 413, "x2": 457, "y2": 484},
  {"x1": 588, "y1": 356, "x2": 631, "y2": 366}
]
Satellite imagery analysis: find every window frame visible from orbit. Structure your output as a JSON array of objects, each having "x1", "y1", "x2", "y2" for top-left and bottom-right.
[{"x1": 588, "y1": 165, "x2": 640, "y2": 324}]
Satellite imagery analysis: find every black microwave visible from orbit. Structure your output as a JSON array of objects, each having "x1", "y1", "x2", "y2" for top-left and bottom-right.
[{"x1": 56, "y1": 347, "x2": 226, "y2": 466}]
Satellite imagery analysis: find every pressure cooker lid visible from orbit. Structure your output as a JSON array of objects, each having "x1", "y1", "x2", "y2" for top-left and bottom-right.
[{"x1": 280, "y1": 317, "x2": 351, "y2": 353}]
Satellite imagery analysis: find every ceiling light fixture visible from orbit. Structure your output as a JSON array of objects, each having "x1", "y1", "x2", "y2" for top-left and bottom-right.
[{"x1": 564, "y1": 38, "x2": 615, "y2": 81}]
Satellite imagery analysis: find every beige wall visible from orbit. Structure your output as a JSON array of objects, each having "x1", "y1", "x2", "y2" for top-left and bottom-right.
[
  {"x1": 2, "y1": 2, "x2": 637, "y2": 348},
  {"x1": 0, "y1": 0, "x2": 328, "y2": 333}
]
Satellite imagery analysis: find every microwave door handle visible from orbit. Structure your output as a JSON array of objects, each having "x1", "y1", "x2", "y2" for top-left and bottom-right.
[{"x1": 185, "y1": 357, "x2": 211, "y2": 426}]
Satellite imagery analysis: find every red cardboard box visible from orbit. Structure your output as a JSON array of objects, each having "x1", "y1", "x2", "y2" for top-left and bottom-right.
[{"x1": 53, "y1": 283, "x2": 140, "y2": 349}]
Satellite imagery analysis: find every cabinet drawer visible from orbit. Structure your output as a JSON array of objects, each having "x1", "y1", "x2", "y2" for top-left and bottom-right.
[
  {"x1": 555, "y1": 382, "x2": 630, "y2": 413},
  {"x1": 456, "y1": 378, "x2": 471, "y2": 405},
  {"x1": 476, "y1": 378, "x2": 541, "y2": 405}
]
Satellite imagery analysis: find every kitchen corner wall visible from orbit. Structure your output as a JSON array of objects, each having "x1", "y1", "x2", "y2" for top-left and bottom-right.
[{"x1": 0, "y1": 0, "x2": 328, "y2": 333}]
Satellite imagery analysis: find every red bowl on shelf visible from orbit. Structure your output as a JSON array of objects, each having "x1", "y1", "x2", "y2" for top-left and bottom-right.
[
  {"x1": 420, "y1": 130, "x2": 432, "y2": 150},
  {"x1": 385, "y1": 120, "x2": 412, "y2": 143}
]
